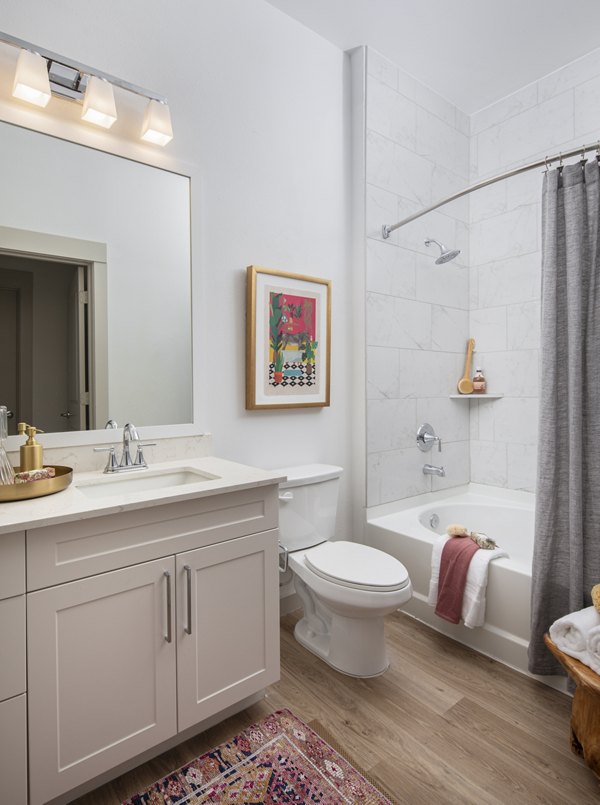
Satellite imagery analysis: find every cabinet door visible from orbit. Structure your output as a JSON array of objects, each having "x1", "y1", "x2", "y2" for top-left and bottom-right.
[
  {"x1": 28, "y1": 558, "x2": 177, "y2": 805},
  {"x1": 176, "y1": 530, "x2": 280, "y2": 731},
  {"x1": 0, "y1": 530, "x2": 25, "y2": 599},
  {"x1": 0, "y1": 694, "x2": 27, "y2": 805},
  {"x1": 0, "y1": 595, "x2": 26, "y2": 701}
]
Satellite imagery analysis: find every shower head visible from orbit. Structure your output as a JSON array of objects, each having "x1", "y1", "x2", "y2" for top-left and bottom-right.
[{"x1": 424, "y1": 238, "x2": 461, "y2": 265}]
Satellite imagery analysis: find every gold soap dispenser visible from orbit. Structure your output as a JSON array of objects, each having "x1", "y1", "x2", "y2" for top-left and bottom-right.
[{"x1": 17, "y1": 422, "x2": 45, "y2": 471}]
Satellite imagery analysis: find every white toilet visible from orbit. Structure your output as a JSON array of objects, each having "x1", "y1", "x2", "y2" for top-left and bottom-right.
[{"x1": 277, "y1": 464, "x2": 412, "y2": 677}]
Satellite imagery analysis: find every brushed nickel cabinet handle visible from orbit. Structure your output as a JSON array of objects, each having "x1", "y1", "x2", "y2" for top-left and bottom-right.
[
  {"x1": 164, "y1": 570, "x2": 172, "y2": 643},
  {"x1": 184, "y1": 565, "x2": 192, "y2": 635}
]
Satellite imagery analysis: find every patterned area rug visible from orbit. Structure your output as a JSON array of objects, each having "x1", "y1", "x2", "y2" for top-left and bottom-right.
[{"x1": 122, "y1": 709, "x2": 392, "y2": 804}]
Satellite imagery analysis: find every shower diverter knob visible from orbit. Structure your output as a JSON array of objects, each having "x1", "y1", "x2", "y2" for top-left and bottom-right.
[{"x1": 417, "y1": 423, "x2": 442, "y2": 452}]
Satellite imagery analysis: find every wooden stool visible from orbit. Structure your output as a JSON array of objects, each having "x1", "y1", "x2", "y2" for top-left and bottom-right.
[{"x1": 545, "y1": 633, "x2": 600, "y2": 779}]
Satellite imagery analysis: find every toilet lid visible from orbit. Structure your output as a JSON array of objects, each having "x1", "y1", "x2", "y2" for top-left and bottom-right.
[{"x1": 304, "y1": 541, "x2": 410, "y2": 592}]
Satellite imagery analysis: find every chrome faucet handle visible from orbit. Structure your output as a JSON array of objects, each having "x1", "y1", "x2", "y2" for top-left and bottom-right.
[
  {"x1": 133, "y1": 443, "x2": 156, "y2": 467},
  {"x1": 105, "y1": 419, "x2": 118, "y2": 429},
  {"x1": 417, "y1": 423, "x2": 442, "y2": 453},
  {"x1": 94, "y1": 445, "x2": 119, "y2": 473}
]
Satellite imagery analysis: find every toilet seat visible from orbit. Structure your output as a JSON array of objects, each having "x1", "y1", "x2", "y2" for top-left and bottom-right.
[{"x1": 304, "y1": 541, "x2": 409, "y2": 593}]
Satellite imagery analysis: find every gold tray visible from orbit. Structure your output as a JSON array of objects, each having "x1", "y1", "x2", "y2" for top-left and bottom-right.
[{"x1": 0, "y1": 466, "x2": 73, "y2": 503}]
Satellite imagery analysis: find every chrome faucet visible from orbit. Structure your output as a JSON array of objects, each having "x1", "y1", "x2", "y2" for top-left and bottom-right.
[
  {"x1": 94, "y1": 422, "x2": 156, "y2": 473},
  {"x1": 120, "y1": 423, "x2": 139, "y2": 467},
  {"x1": 423, "y1": 464, "x2": 445, "y2": 477}
]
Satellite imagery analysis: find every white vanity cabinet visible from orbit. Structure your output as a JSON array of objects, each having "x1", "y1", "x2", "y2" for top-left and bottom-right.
[{"x1": 19, "y1": 479, "x2": 281, "y2": 805}]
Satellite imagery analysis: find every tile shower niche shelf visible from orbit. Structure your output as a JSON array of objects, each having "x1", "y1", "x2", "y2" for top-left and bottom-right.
[{"x1": 449, "y1": 393, "x2": 504, "y2": 400}]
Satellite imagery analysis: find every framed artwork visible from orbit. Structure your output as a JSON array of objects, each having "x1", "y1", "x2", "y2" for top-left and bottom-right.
[{"x1": 246, "y1": 265, "x2": 331, "y2": 410}]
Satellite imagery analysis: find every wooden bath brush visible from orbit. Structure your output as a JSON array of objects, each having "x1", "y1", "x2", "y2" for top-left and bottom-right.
[{"x1": 457, "y1": 338, "x2": 475, "y2": 394}]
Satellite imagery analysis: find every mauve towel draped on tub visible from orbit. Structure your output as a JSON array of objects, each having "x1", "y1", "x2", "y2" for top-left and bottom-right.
[
  {"x1": 434, "y1": 537, "x2": 479, "y2": 624},
  {"x1": 529, "y1": 161, "x2": 600, "y2": 675}
]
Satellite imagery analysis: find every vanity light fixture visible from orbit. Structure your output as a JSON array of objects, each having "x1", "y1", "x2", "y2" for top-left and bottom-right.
[
  {"x1": 141, "y1": 99, "x2": 173, "y2": 146},
  {"x1": 2, "y1": 29, "x2": 173, "y2": 145},
  {"x1": 81, "y1": 76, "x2": 117, "y2": 129},
  {"x1": 12, "y1": 49, "x2": 51, "y2": 108}
]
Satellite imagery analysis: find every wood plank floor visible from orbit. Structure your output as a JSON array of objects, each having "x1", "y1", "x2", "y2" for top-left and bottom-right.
[{"x1": 72, "y1": 611, "x2": 599, "y2": 805}]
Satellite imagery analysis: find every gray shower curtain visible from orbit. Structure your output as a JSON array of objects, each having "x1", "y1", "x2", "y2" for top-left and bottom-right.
[{"x1": 529, "y1": 161, "x2": 600, "y2": 674}]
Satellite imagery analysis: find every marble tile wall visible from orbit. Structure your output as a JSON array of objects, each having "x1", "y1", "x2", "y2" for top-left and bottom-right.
[
  {"x1": 365, "y1": 46, "x2": 600, "y2": 504},
  {"x1": 365, "y1": 50, "x2": 470, "y2": 506},
  {"x1": 469, "y1": 47, "x2": 600, "y2": 493}
]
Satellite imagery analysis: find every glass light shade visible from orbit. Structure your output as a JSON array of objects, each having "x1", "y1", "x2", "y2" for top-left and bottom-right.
[
  {"x1": 82, "y1": 76, "x2": 117, "y2": 129},
  {"x1": 141, "y1": 99, "x2": 173, "y2": 146},
  {"x1": 12, "y1": 49, "x2": 51, "y2": 108}
]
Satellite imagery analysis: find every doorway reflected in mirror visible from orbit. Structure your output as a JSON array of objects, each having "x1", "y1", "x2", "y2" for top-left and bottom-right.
[{"x1": 0, "y1": 254, "x2": 103, "y2": 435}]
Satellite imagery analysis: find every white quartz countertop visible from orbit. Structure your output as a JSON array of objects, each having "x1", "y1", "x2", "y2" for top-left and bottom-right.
[{"x1": 0, "y1": 457, "x2": 286, "y2": 535}]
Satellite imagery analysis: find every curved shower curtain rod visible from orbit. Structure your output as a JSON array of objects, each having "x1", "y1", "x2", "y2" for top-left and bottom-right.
[{"x1": 382, "y1": 139, "x2": 600, "y2": 239}]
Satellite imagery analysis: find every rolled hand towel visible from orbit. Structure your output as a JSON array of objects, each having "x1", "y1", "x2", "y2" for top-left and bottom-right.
[
  {"x1": 587, "y1": 625, "x2": 600, "y2": 675},
  {"x1": 14, "y1": 467, "x2": 55, "y2": 483},
  {"x1": 549, "y1": 606, "x2": 600, "y2": 665}
]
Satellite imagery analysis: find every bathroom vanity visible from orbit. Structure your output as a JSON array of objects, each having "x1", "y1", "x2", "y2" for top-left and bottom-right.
[{"x1": 0, "y1": 457, "x2": 283, "y2": 805}]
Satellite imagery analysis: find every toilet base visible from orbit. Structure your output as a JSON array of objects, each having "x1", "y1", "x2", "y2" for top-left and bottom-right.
[{"x1": 293, "y1": 604, "x2": 390, "y2": 678}]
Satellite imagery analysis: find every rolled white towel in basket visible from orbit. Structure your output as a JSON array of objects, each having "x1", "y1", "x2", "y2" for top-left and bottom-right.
[
  {"x1": 587, "y1": 625, "x2": 600, "y2": 675},
  {"x1": 549, "y1": 606, "x2": 600, "y2": 665}
]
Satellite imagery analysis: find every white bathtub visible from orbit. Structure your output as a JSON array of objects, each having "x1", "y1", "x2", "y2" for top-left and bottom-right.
[{"x1": 366, "y1": 484, "x2": 546, "y2": 683}]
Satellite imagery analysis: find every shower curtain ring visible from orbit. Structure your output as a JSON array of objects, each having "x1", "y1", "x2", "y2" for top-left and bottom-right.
[{"x1": 544, "y1": 155, "x2": 550, "y2": 172}]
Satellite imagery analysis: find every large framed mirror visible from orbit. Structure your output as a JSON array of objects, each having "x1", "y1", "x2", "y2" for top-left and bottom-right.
[{"x1": 0, "y1": 120, "x2": 192, "y2": 440}]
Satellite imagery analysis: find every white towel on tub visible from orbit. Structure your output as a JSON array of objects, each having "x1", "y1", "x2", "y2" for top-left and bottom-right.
[
  {"x1": 549, "y1": 606, "x2": 600, "y2": 666},
  {"x1": 428, "y1": 535, "x2": 508, "y2": 629}
]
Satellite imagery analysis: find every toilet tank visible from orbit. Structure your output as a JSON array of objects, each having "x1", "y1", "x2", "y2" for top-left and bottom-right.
[{"x1": 275, "y1": 464, "x2": 343, "y2": 551}]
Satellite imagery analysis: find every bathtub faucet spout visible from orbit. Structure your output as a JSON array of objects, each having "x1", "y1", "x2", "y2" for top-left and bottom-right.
[{"x1": 423, "y1": 464, "x2": 445, "y2": 477}]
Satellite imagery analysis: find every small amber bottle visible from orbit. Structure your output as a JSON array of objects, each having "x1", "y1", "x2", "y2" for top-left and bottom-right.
[{"x1": 473, "y1": 367, "x2": 487, "y2": 394}]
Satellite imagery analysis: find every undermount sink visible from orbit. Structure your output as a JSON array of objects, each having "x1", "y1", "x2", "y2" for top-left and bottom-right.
[{"x1": 76, "y1": 468, "x2": 220, "y2": 499}]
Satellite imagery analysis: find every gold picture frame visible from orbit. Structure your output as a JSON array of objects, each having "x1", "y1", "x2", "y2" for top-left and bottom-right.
[{"x1": 246, "y1": 265, "x2": 331, "y2": 410}]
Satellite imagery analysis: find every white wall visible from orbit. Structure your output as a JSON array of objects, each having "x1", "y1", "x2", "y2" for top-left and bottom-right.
[
  {"x1": 364, "y1": 50, "x2": 471, "y2": 506},
  {"x1": 469, "y1": 47, "x2": 600, "y2": 493},
  {"x1": 0, "y1": 0, "x2": 355, "y2": 535}
]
